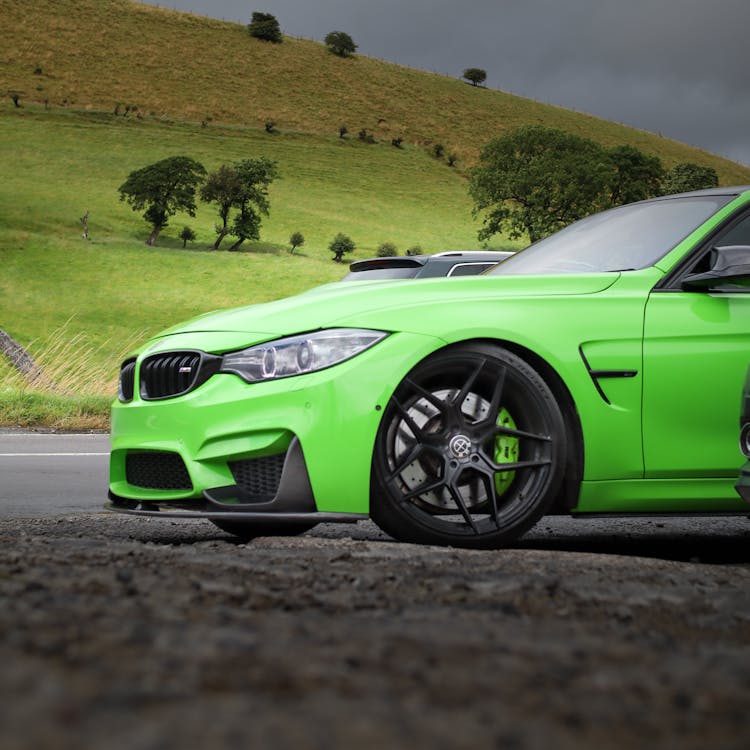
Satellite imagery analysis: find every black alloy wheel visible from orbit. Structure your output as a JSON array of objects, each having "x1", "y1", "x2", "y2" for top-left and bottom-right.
[{"x1": 371, "y1": 343, "x2": 566, "y2": 548}]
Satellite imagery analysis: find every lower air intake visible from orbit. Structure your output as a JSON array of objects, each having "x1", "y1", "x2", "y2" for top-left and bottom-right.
[
  {"x1": 228, "y1": 453, "x2": 286, "y2": 501},
  {"x1": 126, "y1": 451, "x2": 192, "y2": 490}
]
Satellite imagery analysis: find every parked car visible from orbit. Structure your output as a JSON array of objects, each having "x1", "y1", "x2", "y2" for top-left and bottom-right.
[
  {"x1": 109, "y1": 186, "x2": 750, "y2": 548},
  {"x1": 736, "y1": 365, "x2": 750, "y2": 502},
  {"x1": 343, "y1": 251, "x2": 513, "y2": 280}
]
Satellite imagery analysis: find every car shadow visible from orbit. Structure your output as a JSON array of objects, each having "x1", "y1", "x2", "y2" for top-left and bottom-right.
[
  {"x1": 515, "y1": 516, "x2": 750, "y2": 564},
  {"x1": 114, "y1": 516, "x2": 750, "y2": 565}
]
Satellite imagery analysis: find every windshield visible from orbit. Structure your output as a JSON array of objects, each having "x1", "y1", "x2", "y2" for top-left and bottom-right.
[{"x1": 487, "y1": 195, "x2": 734, "y2": 275}]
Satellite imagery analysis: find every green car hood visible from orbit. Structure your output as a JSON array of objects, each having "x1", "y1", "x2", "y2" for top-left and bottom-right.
[{"x1": 149, "y1": 273, "x2": 619, "y2": 352}]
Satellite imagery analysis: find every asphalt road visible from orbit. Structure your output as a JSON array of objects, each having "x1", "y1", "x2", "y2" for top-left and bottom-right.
[
  {"x1": 2, "y1": 431, "x2": 750, "y2": 562},
  {"x1": 0, "y1": 431, "x2": 109, "y2": 517}
]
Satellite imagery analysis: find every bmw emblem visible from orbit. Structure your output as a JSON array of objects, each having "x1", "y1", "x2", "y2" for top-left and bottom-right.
[{"x1": 449, "y1": 435, "x2": 472, "y2": 459}]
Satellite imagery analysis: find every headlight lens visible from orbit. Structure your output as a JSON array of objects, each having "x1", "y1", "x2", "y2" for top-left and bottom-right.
[{"x1": 220, "y1": 328, "x2": 388, "y2": 383}]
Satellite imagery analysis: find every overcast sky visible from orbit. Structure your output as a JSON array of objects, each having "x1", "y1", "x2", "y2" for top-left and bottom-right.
[{"x1": 142, "y1": 0, "x2": 750, "y2": 166}]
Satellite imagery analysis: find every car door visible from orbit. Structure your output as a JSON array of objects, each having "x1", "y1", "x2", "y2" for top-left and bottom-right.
[{"x1": 642, "y1": 211, "x2": 750, "y2": 478}]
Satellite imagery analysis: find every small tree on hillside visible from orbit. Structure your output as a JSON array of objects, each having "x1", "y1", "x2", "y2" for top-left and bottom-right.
[
  {"x1": 325, "y1": 31, "x2": 357, "y2": 57},
  {"x1": 289, "y1": 231, "x2": 305, "y2": 254},
  {"x1": 228, "y1": 157, "x2": 280, "y2": 251},
  {"x1": 180, "y1": 226, "x2": 196, "y2": 248},
  {"x1": 248, "y1": 12, "x2": 282, "y2": 42},
  {"x1": 463, "y1": 68, "x2": 487, "y2": 87},
  {"x1": 660, "y1": 163, "x2": 719, "y2": 195},
  {"x1": 201, "y1": 158, "x2": 279, "y2": 251},
  {"x1": 200, "y1": 164, "x2": 244, "y2": 249},
  {"x1": 406, "y1": 245, "x2": 423, "y2": 256},
  {"x1": 118, "y1": 156, "x2": 206, "y2": 246},
  {"x1": 329, "y1": 233, "x2": 355, "y2": 262}
]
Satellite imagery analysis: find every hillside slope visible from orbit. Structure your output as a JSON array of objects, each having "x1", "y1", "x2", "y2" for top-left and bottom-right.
[{"x1": 3, "y1": 0, "x2": 749, "y2": 182}]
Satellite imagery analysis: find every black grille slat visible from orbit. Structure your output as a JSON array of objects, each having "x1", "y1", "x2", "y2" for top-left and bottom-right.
[
  {"x1": 229, "y1": 453, "x2": 287, "y2": 500},
  {"x1": 140, "y1": 351, "x2": 203, "y2": 400},
  {"x1": 125, "y1": 451, "x2": 192, "y2": 490}
]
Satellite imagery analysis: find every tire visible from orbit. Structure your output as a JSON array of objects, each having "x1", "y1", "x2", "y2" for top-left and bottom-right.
[
  {"x1": 211, "y1": 519, "x2": 317, "y2": 541},
  {"x1": 371, "y1": 343, "x2": 567, "y2": 549}
]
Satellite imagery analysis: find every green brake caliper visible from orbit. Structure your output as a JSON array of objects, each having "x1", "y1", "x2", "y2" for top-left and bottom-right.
[{"x1": 494, "y1": 407, "x2": 519, "y2": 496}]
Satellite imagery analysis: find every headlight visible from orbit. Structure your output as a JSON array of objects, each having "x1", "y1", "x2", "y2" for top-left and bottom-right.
[{"x1": 220, "y1": 328, "x2": 388, "y2": 383}]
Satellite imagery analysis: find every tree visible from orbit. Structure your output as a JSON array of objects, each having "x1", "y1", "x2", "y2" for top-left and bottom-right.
[
  {"x1": 200, "y1": 164, "x2": 244, "y2": 249},
  {"x1": 118, "y1": 156, "x2": 206, "y2": 246},
  {"x1": 227, "y1": 157, "x2": 280, "y2": 251},
  {"x1": 248, "y1": 12, "x2": 282, "y2": 43},
  {"x1": 377, "y1": 242, "x2": 398, "y2": 257},
  {"x1": 660, "y1": 163, "x2": 719, "y2": 195},
  {"x1": 607, "y1": 145, "x2": 663, "y2": 205},
  {"x1": 469, "y1": 125, "x2": 612, "y2": 243},
  {"x1": 200, "y1": 159, "x2": 278, "y2": 251},
  {"x1": 180, "y1": 226, "x2": 196, "y2": 248},
  {"x1": 289, "y1": 231, "x2": 305, "y2": 254},
  {"x1": 324, "y1": 31, "x2": 357, "y2": 57},
  {"x1": 329, "y1": 233, "x2": 355, "y2": 262},
  {"x1": 463, "y1": 68, "x2": 487, "y2": 87}
]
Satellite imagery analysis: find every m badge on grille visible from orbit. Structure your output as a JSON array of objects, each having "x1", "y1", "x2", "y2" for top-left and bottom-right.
[{"x1": 179, "y1": 366, "x2": 193, "y2": 374}]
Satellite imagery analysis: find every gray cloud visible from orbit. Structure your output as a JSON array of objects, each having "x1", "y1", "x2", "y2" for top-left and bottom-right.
[{"x1": 142, "y1": 0, "x2": 750, "y2": 165}]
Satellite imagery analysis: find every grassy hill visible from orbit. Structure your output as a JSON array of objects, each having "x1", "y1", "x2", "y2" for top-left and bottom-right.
[
  {"x1": 2, "y1": 0, "x2": 750, "y2": 427},
  {"x1": 0, "y1": 104, "x2": 485, "y2": 422},
  {"x1": 4, "y1": 0, "x2": 749, "y2": 181}
]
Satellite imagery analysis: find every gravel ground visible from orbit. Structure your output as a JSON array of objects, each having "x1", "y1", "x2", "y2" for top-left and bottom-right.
[{"x1": 1, "y1": 513, "x2": 750, "y2": 750}]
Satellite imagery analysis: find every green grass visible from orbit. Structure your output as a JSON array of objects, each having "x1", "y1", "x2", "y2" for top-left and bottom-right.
[
  {"x1": 0, "y1": 390, "x2": 111, "y2": 430},
  {"x1": 0, "y1": 106, "x2": 496, "y2": 423}
]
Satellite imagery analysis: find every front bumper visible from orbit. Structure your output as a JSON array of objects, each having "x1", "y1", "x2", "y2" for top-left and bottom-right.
[{"x1": 108, "y1": 330, "x2": 442, "y2": 517}]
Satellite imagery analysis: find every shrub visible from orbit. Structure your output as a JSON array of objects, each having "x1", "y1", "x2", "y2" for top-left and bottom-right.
[
  {"x1": 179, "y1": 226, "x2": 196, "y2": 248},
  {"x1": 289, "y1": 231, "x2": 305, "y2": 254},
  {"x1": 329, "y1": 233, "x2": 355, "y2": 262},
  {"x1": 391, "y1": 137, "x2": 403, "y2": 148},
  {"x1": 447, "y1": 153, "x2": 457, "y2": 167},
  {"x1": 248, "y1": 12, "x2": 282, "y2": 43},
  {"x1": 338, "y1": 123, "x2": 348, "y2": 138},
  {"x1": 405, "y1": 245, "x2": 423, "y2": 256},
  {"x1": 432, "y1": 143, "x2": 445, "y2": 159},
  {"x1": 324, "y1": 31, "x2": 357, "y2": 57},
  {"x1": 462, "y1": 68, "x2": 487, "y2": 86},
  {"x1": 377, "y1": 242, "x2": 398, "y2": 257},
  {"x1": 358, "y1": 128, "x2": 376, "y2": 144},
  {"x1": 265, "y1": 120, "x2": 277, "y2": 133}
]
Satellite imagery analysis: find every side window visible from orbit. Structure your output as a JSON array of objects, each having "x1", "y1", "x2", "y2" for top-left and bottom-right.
[
  {"x1": 717, "y1": 213, "x2": 750, "y2": 246},
  {"x1": 447, "y1": 263, "x2": 495, "y2": 277}
]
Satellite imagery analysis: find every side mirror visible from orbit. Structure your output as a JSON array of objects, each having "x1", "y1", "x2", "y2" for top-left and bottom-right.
[{"x1": 682, "y1": 245, "x2": 750, "y2": 289}]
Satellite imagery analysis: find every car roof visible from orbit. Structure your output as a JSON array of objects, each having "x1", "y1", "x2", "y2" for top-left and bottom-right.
[{"x1": 648, "y1": 185, "x2": 750, "y2": 201}]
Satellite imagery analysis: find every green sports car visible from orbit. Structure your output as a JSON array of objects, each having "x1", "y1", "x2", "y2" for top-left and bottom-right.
[{"x1": 109, "y1": 186, "x2": 750, "y2": 548}]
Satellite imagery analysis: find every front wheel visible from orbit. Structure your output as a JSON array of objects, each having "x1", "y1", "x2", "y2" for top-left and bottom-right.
[{"x1": 371, "y1": 344, "x2": 567, "y2": 548}]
